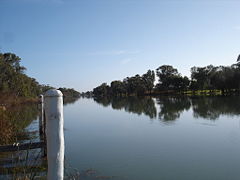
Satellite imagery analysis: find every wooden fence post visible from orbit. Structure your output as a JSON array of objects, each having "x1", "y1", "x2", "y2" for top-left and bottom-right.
[{"x1": 44, "y1": 89, "x2": 64, "y2": 180}]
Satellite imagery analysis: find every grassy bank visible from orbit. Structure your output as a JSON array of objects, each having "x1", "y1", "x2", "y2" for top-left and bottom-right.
[
  {"x1": 150, "y1": 89, "x2": 240, "y2": 97},
  {"x1": 93, "y1": 89, "x2": 240, "y2": 98}
]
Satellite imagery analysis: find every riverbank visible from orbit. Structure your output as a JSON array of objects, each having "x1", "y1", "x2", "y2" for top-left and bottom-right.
[
  {"x1": 148, "y1": 89, "x2": 240, "y2": 97},
  {"x1": 92, "y1": 89, "x2": 240, "y2": 99},
  {"x1": 0, "y1": 94, "x2": 39, "y2": 109}
]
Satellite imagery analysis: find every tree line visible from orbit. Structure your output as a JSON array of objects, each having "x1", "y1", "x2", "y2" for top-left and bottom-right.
[
  {"x1": 0, "y1": 52, "x2": 80, "y2": 99},
  {"x1": 58, "y1": 87, "x2": 80, "y2": 98},
  {"x1": 93, "y1": 56, "x2": 240, "y2": 97},
  {"x1": 93, "y1": 70, "x2": 155, "y2": 97}
]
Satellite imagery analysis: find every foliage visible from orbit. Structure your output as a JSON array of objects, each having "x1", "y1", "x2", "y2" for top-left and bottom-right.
[
  {"x1": 93, "y1": 55, "x2": 240, "y2": 97},
  {"x1": 93, "y1": 70, "x2": 155, "y2": 97},
  {"x1": 80, "y1": 91, "x2": 93, "y2": 98},
  {"x1": 190, "y1": 63, "x2": 240, "y2": 93},
  {"x1": 0, "y1": 53, "x2": 41, "y2": 97},
  {"x1": 142, "y1": 70, "x2": 155, "y2": 93},
  {"x1": 58, "y1": 87, "x2": 80, "y2": 98},
  {"x1": 93, "y1": 83, "x2": 110, "y2": 97},
  {"x1": 0, "y1": 52, "x2": 81, "y2": 100},
  {"x1": 110, "y1": 81, "x2": 127, "y2": 96},
  {"x1": 155, "y1": 65, "x2": 189, "y2": 91}
]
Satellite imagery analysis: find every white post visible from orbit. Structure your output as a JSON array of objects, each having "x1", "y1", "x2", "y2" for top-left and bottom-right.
[
  {"x1": 41, "y1": 95, "x2": 44, "y2": 128},
  {"x1": 44, "y1": 89, "x2": 64, "y2": 180},
  {"x1": 39, "y1": 95, "x2": 44, "y2": 139}
]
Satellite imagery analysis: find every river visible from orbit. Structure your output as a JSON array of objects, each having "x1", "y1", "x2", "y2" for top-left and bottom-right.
[
  {"x1": 1, "y1": 96, "x2": 240, "y2": 180},
  {"x1": 64, "y1": 96, "x2": 240, "y2": 180}
]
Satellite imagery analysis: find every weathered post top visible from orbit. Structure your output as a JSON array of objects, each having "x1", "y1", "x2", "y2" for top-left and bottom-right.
[
  {"x1": 44, "y1": 89, "x2": 63, "y2": 97},
  {"x1": 39, "y1": 94, "x2": 44, "y2": 103}
]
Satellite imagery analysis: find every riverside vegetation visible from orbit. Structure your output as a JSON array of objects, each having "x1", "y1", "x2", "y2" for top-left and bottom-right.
[
  {"x1": 0, "y1": 52, "x2": 80, "y2": 106},
  {"x1": 0, "y1": 52, "x2": 80, "y2": 168},
  {"x1": 92, "y1": 55, "x2": 240, "y2": 97},
  {"x1": 1, "y1": 52, "x2": 240, "y2": 179}
]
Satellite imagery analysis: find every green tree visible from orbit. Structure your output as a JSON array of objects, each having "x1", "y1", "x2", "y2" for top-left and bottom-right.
[
  {"x1": 156, "y1": 65, "x2": 189, "y2": 91},
  {"x1": 124, "y1": 75, "x2": 146, "y2": 95},
  {"x1": 190, "y1": 65, "x2": 215, "y2": 90},
  {"x1": 110, "y1": 80, "x2": 127, "y2": 96},
  {"x1": 93, "y1": 83, "x2": 110, "y2": 97},
  {"x1": 142, "y1": 70, "x2": 155, "y2": 93},
  {"x1": 0, "y1": 53, "x2": 41, "y2": 97}
]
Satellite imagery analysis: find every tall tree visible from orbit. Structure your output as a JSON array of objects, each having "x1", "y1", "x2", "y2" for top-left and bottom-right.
[
  {"x1": 190, "y1": 65, "x2": 214, "y2": 90},
  {"x1": 93, "y1": 83, "x2": 110, "y2": 97},
  {"x1": 110, "y1": 81, "x2": 127, "y2": 96},
  {"x1": 156, "y1": 65, "x2": 189, "y2": 91},
  {"x1": 142, "y1": 70, "x2": 155, "y2": 93},
  {"x1": 0, "y1": 53, "x2": 41, "y2": 97}
]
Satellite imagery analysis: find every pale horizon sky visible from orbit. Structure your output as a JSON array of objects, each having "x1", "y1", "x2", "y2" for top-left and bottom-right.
[{"x1": 0, "y1": 0, "x2": 240, "y2": 92}]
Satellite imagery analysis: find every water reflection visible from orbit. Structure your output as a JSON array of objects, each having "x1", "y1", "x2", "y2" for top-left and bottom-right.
[
  {"x1": 94, "y1": 96, "x2": 157, "y2": 119},
  {"x1": 0, "y1": 103, "x2": 39, "y2": 145},
  {"x1": 63, "y1": 97, "x2": 80, "y2": 105},
  {"x1": 192, "y1": 96, "x2": 240, "y2": 120},
  {"x1": 94, "y1": 96, "x2": 240, "y2": 122},
  {"x1": 0, "y1": 103, "x2": 44, "y2": 178},
  {"x1": 157, "y1": 96, "x2": 191, "y2": 122}
]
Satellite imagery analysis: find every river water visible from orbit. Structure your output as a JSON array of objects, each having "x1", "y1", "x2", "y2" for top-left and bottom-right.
[
  {"x1": 1, "y1": 96, "x2": 240, "y2": 180},
  {"x1": 64, "y1": 96, "x2": 240, "y2": 180}
]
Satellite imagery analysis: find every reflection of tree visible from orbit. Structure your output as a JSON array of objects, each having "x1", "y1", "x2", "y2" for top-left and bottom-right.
[
  {"x1": 157, "y1": 96, "x2": 191, "y2": 122},
  {"x1": 94, "y1": 96, "x2": 157, "y2": 119},
  {"x1": 63, "y1": 97, "x2": 80, "y2": 106},
  {"x1": 121, "y1": 97, "x2": 157, "y2": 119},
  {"x1": 0, "y1": 104, "x2": 47, "y2": 178},
  {"x1": 0, "y1": 104, "x2": 39, "y2": 145},
  {"x1": 191, "y1": 96, "x2": 240, "y2": 120},
  {"x1": 94, "y1": 95, "x2": 240, "y2": 122},
  {"x1": 94, "y1": 97, "x2": 111, "y2": 107}
]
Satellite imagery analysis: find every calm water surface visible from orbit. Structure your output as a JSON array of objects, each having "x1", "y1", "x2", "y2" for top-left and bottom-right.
[{"x1": 64, "y1": 96, "x2": 240, "y2": 180}]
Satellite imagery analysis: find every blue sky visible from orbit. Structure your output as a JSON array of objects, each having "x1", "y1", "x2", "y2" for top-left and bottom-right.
[{"x1": 0, "y1": 0, "x2": 240, "y2": 92}]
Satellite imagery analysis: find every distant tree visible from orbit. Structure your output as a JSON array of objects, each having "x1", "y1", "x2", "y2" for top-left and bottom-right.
[
  {"x1": 93, "y1": 83, "x2": 110, "y2": 97},
  {"x1": 190, "y1": 65, "x2": 215, "y2": 90},
  {"x1": 156, "y1": 65, "x2": 178, "y2": 90},
  {"x1": 40, "y1": 84, "x2": 54, "y2": 94},
  {"x1": 155, "y1": 65, "x2": 189, "y2": 91},
  {"x1": 211, "y1": 66, "x2": 238, "y2": 91},
  {"x1": 58, "y1": 87, "x2": 80, "y2": 98},
  {"x1": 124, "y1": 75, "x2": 146, "y2": 95},
  {"x1": 110, "y1": 81, "x2": 127, "y2": 96},
  {"x1": 0, "y1": 52, "x2": 41, "y2": 97},
  {"x1": 81, "y1": 91, "x2": 93, "y2": 98},
  {"x1": 142, "y1": 70, "x2": 155, "y2": 93},
  {"x1": 176, "y1": 76, "x2": 190, "y2": 91},
  {"x1": 2, "y1": 53, "x2": 26, "y2": 73},
  {"x1": 92, "y1": 57, "x2": 240, "y2": 97}
]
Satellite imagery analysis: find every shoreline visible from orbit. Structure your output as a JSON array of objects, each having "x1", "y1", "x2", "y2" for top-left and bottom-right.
[
  {"x1": 92, "y1": 89, "x2": 240, "y2": 99},
  {"x1": 0, "y1": 95, "x2": 39, "y2": 109}
]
